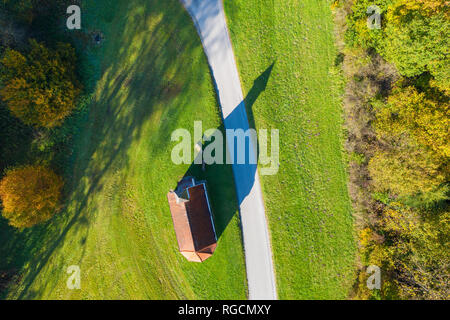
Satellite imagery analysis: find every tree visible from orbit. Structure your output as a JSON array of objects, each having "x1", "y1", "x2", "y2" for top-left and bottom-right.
[
  {"x1": 380, "y1": 204, "x2": 449, "y2": 299},
  {"x1": 388, "y1": 0, "x2": 449, "y2": 18},
  {"x1": 0, "y1": 39, "x2": 81, "y2": 128},
  {"x1": 357, "y1": 203, "x2": 449, "y2": 300},
  {"x1": 0, "y1": 164, "x2": 63, "y2": 228},
  {"x1": 375, "y1": 85, "x2": 450, "y2": 158},
  {"x1": 368, "y1": 142, "x2": 446, "y2": 197},
  {"x1": 382, "y1": 0, "x2": 450, "y2": 91}
]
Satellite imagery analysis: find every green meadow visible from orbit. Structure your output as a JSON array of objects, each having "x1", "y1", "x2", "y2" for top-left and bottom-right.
[
  {"x1": 224, "y1": 0, "x2": 356, "y2": 299},
  {"x1": 0, "y1": 0, "x2": 246, "y2": 299}
]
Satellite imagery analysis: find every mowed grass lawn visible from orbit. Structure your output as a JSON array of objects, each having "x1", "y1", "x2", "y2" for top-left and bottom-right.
[
  {"x1": 0, "y1": 0, "x2": 246, "y2": 299},
  {"x1": 224, "y1": 0, "x2": 356, "y2": 299}
]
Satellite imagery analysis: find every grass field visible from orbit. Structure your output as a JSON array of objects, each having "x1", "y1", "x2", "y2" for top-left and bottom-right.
[
  {"x1": 224, "y1": 0, "x2": 356, "y2": 299},
  {"x1": 0, "y1": 0, "x2": 247, "y2": 299}
]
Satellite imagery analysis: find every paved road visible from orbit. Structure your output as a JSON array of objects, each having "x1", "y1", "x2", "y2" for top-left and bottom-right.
[{"x1": 180, "y1": 0, "x2": 277, "y2": 300}]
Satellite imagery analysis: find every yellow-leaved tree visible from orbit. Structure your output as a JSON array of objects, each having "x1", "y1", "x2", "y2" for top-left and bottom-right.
[
  {"x1": 0, "y1": 39, "x2": 81, "y2": 128},
  {"x1": 0, "y1": 164, "x2": 64, "y2": 228},
  {"x1": 375, "y1": 85, "x2": 450, "y2": 158}
]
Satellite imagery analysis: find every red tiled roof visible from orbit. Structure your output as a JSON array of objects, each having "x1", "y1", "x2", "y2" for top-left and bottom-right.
[{"x1": 167, "y1": 182, "x2": 217, "y2": 262}]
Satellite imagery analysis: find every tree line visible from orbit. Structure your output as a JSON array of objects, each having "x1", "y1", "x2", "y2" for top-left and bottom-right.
[
  {"x1": 0, "y1": 1, "x2": 81, "y2": 229},
  {"x1": 333, "y1": 0, "x2": 448, "y2": 299}
]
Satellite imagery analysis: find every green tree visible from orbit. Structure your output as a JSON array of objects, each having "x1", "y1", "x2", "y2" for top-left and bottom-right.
[
  {"x1": 1, "y1": 0, "x2": 34, "y2": 23},
  {"x1": 382, "y1": 1, "x2": 450, "y2": 90}
]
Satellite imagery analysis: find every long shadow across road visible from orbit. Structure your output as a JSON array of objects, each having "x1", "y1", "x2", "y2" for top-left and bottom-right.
[{"x1": 180, "y1": 0, "x2": 277, "y2": 300}]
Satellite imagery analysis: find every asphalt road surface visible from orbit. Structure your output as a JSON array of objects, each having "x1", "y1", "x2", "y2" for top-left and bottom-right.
[{"x1": 180, "y1": 0, "x2": 277, "y2": 300}]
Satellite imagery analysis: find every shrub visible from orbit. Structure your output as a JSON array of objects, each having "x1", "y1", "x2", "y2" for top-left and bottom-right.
[{"x1": 0, "y1": 164, "x2": 63, "y2": 228}]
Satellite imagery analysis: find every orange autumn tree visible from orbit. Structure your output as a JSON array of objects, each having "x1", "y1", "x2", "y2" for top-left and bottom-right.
[
  {"x1": 0, "y1": 164, "x2": 64, "y2": 228},
  {"x1": 375, "y1": 85, "x2": 450, "y2": 158},
  {"x1": 0, "y1": 39, "x2": 80, "y2": 128}
]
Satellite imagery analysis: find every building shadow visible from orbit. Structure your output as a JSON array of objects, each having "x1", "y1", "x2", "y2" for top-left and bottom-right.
[
  {"x1": 171, "y1": 62, "x2": 275, "y2": 239},
  {"x1": 244, "y1": 62, "x2": 275, "y2": 131},
  {"x1": 223, "y1": 62, "x2": 275, "y2": 206}
]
